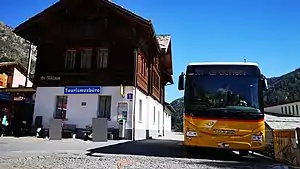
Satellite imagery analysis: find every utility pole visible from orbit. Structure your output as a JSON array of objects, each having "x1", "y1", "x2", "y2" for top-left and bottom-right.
[{"x1": 25, "y1": 42, "x2": 32, "y2": 87}]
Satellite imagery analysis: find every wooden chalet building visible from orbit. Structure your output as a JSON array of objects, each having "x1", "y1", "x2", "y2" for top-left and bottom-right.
[{"x1": 14, "y1": 0, "x2": 173, "y2": 140}]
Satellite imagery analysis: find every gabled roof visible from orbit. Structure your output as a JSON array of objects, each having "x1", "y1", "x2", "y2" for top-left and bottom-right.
[
  {"x1": 156, "y1": 35, "x2": 171, "y2": 53},
  {"x1": 156, "y1": 35, "x2": 173, "y2": 84},
  {"x1": 13, "y1": 0, "x2": 161, "y2": 51},
  {"x1": 13, "y1": 0, "x2": 174, "y2": 84}
]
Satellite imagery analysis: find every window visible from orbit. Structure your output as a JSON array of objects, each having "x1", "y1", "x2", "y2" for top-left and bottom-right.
[
  {"x1": 285, "y1": 106, "x2": 288, "y2": 114},
  {"x1": 153, "y1": 72, "x2": 160, "y2": 89},
  {"x1": 292, "y1": 105, "x2": 295, "y2": 115},
  {"x1": 289, "y1": 106, "x2": 291, "y2": 115},
  {"x1": 138, "y1": 99, "x2": 142, "y2": 122},
  {"x1": 139, "y1": 56, "x2": 147, "y2": 76},
  {"x1": 297, "y1": 105, "x2": 299, "y2": 115},
  {"x1": 96, "y1": 47, "x2": 109, "y2": 69},
  {"x1": 98, "y1": 96, "x2": 111, "y2": 119},
  {"x1": 65, "y1": 49, "x2": 76, "y2": 69},
  {"x1": 54, "y1": 96, "x2": 68, "y2": 120},
  {"x1": 80, "y1": 48, "x2": 92, "y2": 69},
  {"x1": 83, "y1": 23, "x2": 94, "y2": 37},
  {"x1": 153, "y1": 106, "x2": 156, "y2": 124},
  {"x1": 281, "y1": 107, "x2": 284, "y2": 114}
]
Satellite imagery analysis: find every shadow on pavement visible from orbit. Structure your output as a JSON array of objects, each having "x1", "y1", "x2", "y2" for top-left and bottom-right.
[
  {"x1": 86, "y1": 139, "x2": 185, "y2": 158},
  {"x1": 86, "y1": 139, "x2": 271, "y2": 163}
]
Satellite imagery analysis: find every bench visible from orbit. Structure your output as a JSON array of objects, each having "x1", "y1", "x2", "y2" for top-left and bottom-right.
[
  {"x1": 62, "y1": 124, "x2": 77, "y2": 138},
  {"x1": 82, "y1": 126, "x2": 115, "y2": 141}
]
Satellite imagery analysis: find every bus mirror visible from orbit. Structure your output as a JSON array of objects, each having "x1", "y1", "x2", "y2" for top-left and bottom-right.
[
  {"x1": 261, "y1": 74, "x2": 269, "y2": 91},
  {"x1": 178, "y1": 72, "x2": 185, "y2": 90},
  {"x1": 263, "y1": 78, "x2": 269, "y2": 91}
]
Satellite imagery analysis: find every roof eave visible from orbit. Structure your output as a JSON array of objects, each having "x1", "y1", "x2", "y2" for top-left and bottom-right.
[
  {"x1": 13, "y1": 1, "x2": 61, "y2": 35},
  {"x1": 13, "y1": 0, "x2": 162, "y2": 52}
]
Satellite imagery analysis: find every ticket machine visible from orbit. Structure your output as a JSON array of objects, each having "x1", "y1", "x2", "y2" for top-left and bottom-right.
[{"x1": 117, "y1": 101, "x2": 129, "y2": 139}]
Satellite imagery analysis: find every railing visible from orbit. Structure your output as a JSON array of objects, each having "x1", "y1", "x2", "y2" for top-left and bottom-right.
[{"x1": 271, "y1": 128, "x2": 300, "y2": 166}]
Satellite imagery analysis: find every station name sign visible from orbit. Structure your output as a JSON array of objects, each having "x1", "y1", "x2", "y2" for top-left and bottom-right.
[
  {"x1": 40, "y1": 76, "x2": 61, "y2": 81},
  {"x1": 64, "y1": 86, "x2": 101, "y2": 94}
]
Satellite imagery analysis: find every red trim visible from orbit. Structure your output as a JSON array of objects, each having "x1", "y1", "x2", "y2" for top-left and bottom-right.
[{"x1": 184, "y1": 114, "x2": 264, "y2": 122}]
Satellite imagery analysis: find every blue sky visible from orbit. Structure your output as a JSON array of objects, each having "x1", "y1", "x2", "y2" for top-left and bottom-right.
[{"x1": 1, "y1": 0, "x2": 300, "y2": 103}]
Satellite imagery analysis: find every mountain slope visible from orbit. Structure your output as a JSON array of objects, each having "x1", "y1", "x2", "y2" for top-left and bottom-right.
[
  {"x1": 265, "y1": 68, "x2": 300, "y2": 105},
  {"x1": 170, "y1": 97, "x2": 184, "y2": 131},
  {"x1": 0, "y1": 21, "x2": 37, "y2": 73},
  {"x1": 170, "y1": 69, "x2": 300, "y2": 131}
]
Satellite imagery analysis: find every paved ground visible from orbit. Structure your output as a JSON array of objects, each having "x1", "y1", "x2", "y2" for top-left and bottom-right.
[
  {"x1": 0, "y1": 137, "x2": 129, "y2": 155},
  {"x1": 0, "y1": 136, "x2": 290, "y2": 169}
]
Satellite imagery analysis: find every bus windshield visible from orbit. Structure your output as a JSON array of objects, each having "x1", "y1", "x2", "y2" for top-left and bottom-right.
[{"x1": 184, "y1": 66, "x2": 262, "y2": 118}]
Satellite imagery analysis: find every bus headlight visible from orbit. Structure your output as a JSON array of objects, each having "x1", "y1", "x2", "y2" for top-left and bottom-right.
[
  {"x1": 186, "y1": 131, "x2": 197, "y2": 137},
  {"x1": 252, "y1": 134, "x2": 263, "y2": 142}
]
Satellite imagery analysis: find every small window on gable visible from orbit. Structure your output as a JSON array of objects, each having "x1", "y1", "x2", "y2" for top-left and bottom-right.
[
  {"x1": 96, "y1": 47, "x2": 109, "y2": 69},
  {"x1": 153, "y1": 71, "x2": 160, "y2": 89},
  {"x1": 80, "y1": 48, "x2": 92, "y2": 69},
  {"x1": 65, "y1": 49, "x2": 76, "y2": 69},
  {"x1": 141, "y1": 57, "x2": 147, "y2": 76},
  {"x1": 138, "y1": 55, "x2": 147, "y2": 77}
]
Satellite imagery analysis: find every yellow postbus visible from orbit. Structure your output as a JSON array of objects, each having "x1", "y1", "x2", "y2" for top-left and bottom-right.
[{"x1": 178, "y1": 62, "x2": 269, "y2": 156}]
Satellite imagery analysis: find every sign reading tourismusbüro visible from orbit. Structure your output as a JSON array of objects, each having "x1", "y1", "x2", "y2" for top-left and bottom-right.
[{"x1": 64, "y1": 86, "x2": 101, "y2": 94}]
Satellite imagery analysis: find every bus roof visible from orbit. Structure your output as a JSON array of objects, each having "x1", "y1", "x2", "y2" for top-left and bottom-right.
[{"x1": 188, "y1": 62, "x2": 259, "y2": 67}]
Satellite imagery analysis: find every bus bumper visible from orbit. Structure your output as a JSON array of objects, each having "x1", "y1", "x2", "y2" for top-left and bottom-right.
[{"x1": 184, "y1": 136, "x2": 266, "y2": 151}]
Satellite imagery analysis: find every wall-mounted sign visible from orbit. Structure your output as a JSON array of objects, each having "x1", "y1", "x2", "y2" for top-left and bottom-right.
[
  {"x1": 41, "y1": 76, "x2": 61, "y2": 81},
  {"x1": 0, "y1": 73, "x2": 8, "y2": 88},
  {"x1": 64, "y1": 86, "x2": 101, "y2": 94},
  {"x1": 127, "y1": 93, "x2": 133, "y2": 100}
]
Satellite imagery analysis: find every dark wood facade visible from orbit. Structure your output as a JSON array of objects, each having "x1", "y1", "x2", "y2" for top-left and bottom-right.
[{"x1": 14, "y1": 0, "x2": 173, "y2": 103}]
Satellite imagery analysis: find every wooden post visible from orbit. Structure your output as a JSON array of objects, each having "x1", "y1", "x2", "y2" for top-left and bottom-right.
[
  {"x1": 296, "y1": 128, "x2": 300, "y2": 150},
  {"x1": 295, "y1": 127, "x2": 300, "y2": 166},
  {"x1": 11, "y1": 92, "x2": 15, "y2": 136}
]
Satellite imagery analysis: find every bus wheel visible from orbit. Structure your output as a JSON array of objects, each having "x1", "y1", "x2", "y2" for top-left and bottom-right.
[{"x1": 239, "y1": 150, "x2": 249, "y2": 156}]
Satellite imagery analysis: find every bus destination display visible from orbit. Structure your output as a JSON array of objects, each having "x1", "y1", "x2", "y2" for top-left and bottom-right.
[{"x1": 193, "y1": 69, "x2": 247, "y2": 76}]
